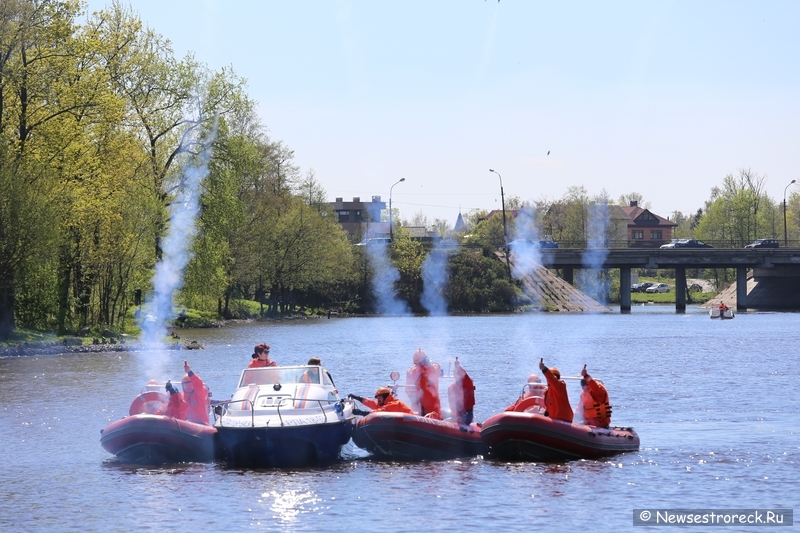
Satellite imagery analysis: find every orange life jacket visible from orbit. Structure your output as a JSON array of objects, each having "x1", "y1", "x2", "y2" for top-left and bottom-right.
[
  {"x1": 581, "y1": 397, "x2": 612, "y2": 427},
  {"x1": 418, "y1": 372, "x2": 442, "y2": 419},
  {"x1": 581, "y1": 379, "x2": 611, "y2": 427},
  {"x1": 406, "y1": 361, "x2": 441, "y2": 412}
]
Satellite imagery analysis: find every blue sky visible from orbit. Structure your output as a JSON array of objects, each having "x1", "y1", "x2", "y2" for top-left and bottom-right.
[{"x1": 84, "y1": 1, "x2": 800, "y2": 226}]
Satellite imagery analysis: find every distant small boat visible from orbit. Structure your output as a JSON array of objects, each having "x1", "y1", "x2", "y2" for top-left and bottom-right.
[
  {"x1": 709, "y1": 304, "x2": 734, "y2": 319},
  {"x1": 100, "y1": 387, "x2": 217, "y2": 464}
]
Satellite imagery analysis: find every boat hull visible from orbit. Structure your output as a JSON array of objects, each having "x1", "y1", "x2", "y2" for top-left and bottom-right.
[
  {"x1": 481, "y1": 412, "x2": 639, "y2": 462},
  {"x1": 352, "y1": 412, "x2": 485, "y2": 461},
  {"x1": 216, "y1": 420, "x2": 354, "y2": 468},
  {"x1": 100, "y1": 414, "x2": 217, "y2": 464}
]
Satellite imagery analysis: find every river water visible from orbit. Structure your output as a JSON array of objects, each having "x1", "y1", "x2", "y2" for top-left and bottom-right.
[{"x1": 1, "y1": 306, "x2": 796, "y2": 532}]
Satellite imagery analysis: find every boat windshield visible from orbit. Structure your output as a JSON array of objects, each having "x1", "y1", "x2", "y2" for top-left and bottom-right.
[{"x1": 240, "y1": 366, "x2": 323, "y2": 387}]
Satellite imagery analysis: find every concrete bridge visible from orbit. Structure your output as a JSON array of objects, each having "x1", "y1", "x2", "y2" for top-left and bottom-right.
[{"x1": 534, "y1": 248, "x2": 800, "y2": 313}]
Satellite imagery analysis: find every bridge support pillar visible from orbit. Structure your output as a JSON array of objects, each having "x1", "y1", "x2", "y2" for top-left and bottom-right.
[
  {"x1": 562, "y1": 268, "x2": 574, "y2": 285},
  {"x1": 620, "y1": 267, "x2": 631, "y2": 314},
  {"x1": 675, "y1": 267, "x2": 686, "y2": 314},
  {"x1": 736, "y1": 267, "x2": 748, "y2": 312}
]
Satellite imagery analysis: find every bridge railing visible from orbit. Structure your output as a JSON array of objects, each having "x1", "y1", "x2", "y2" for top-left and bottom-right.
[{"x1": 528, "y1": 239, "x2": 800, "y2": 249}]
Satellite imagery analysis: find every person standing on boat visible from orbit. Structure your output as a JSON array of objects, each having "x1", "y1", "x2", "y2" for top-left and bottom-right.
[
  {"x1": 159, "y1": 381, "x2": 188, "y2": 420},
  {"x1": 539, "y1": 358, "x2": 574, "y2": 423},
  {"x1": 349, "y1": 387, "x2": 414, "y2": 415},
  {"x1": 577, "y1": 364, "x2": 611, "y2": 427},
  {"x1": 447, "y1": 358, "x2": 475, "y2": 425},
  {"x1": 158, "y1": 361, "x2": 210, "y2": 425},
  {"x1": 406, "y1": 348, "x2": 441, "y2": 417},
  {"x1": 249, "y1": 343, "x2": 277, "y2": 368}
]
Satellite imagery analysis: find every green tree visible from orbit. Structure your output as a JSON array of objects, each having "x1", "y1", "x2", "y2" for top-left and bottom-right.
[
  {"x1": 444, "y1": 248, "x2": 518, "y2": 312},
  {"x1": 463, "y1": 212, "x2": 504, "y2": 249},
  {"x1": 695, "y1": 169, "x2": 776, "y2": 247},
  {"x1": 0, "y1": 0, "x2": 102, "y2": 336},
  {"x1": 390, "y1": 227, "x2": 425, "y2": 312},
  {"x1": 93, "y1": 1, "x2": 247, "y2": 260},
  {"x1": 541, "y1": 186, "x2": 590, "y2": 247},
  {"x1": 181, "y1": 96, "x2": 260, "y2": 314},
  {"x1": 259, "y1": 197, "x2": 353, "y2": 316},
  {"x1": 787, "y1": 191, "x2": 800, "y2": 245}
]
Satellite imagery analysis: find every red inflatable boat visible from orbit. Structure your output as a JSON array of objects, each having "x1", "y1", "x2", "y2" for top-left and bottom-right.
[
  {"x1": 100, "y1": 389, "x2": 217, "y2": 464},
  {"x1": 481, "y1": 411, "x2": 639, "y2": 462},
  {"x1": 352, "y1": 412, "x2": 485, "y2": 461}
]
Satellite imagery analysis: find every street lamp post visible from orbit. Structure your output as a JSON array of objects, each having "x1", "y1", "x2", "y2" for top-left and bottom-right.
[
  {"x1": 389, "y1": 177, "x2": 405, "y2": 242},
  {"x1": 489, "y1": 169, "x2": 512, "y2": 280},
  {"x1": 785, "y1": 179, "x2": 796, "y2": 247}
]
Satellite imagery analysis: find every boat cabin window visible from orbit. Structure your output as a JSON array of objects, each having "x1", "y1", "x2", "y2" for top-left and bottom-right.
[
  {"x1": 240, "y1": 366, "x2": 325, "y2": 387},
  {"x1": 241, "y1": 368, "x2": 281, "y2": 386}
]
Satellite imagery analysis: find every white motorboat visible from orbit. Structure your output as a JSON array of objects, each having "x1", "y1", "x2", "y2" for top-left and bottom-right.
[{"x1": 214, "y1": 365, "x2": 355, "y2": 467}]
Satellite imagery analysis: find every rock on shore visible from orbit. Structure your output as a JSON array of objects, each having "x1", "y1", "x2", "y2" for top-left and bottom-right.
[{"x1": 0, "y1": 341, "x2": 186, "y2": 357}]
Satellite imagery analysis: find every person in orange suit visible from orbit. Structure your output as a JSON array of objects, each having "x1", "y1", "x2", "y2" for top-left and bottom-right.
[
  {"x1": 158, "y1": 360, "x2": 210, "y2": 425},
  {"x1": 406, "y1": 348, "x2": 441, "y2": 417},
  {"x1": 349, "y1": 387, "x2": 414, "y2": 415},
  {"x1": 578, "y1": 364, "x2": 612, "y2": 427},
  {"x1": 539, "y1": 358, "x2": 574, "y2": 423},
  {"x1": 447, "y1": 357, "x2": 475, "y2": 425},
  {"x1": 158, "y1": 381, "x2": 188, "y2": 420},
  {"x1": 249, "y1": 343, "x2": 277, "y2": 368}
]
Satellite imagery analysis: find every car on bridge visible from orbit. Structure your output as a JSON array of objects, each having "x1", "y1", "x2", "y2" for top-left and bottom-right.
[
  {"x1": 508, "y1": 238, "x2": 559, "y2": 250},
  {"x1": 660, "y1": 239, "x2": 713, "y2": 249},
  {"x1": 745, "y1": 238, "x2": 779, "y2": 249},
  {"x1": 354, "y1": 238, "x2": 392, "y2": 246},
  {"x1": 645, "y1": 283, "x2": 670, "y2": 293}
]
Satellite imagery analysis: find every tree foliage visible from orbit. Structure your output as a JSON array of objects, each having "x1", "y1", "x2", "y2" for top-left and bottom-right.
[
  {"x1": 695, "y1": 169, "x2": 779, "y2": 247},
  {"x1": 444, "y1": 248, "x2": 518, "y2": 312}
]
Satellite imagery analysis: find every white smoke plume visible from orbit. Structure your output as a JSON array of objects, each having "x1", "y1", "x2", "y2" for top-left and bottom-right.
[
  {"x1": 420, "y1": 239, "x2": 457, "y2": 315},
  {"x1": 580, "y1": 201, "x2": 610, "y2": 303},
  {"x1": 367, "y1": 243, "x2": 410, "y2": 315},
  {"x1": 509, "y1": 204, "x2": 542, "y2": 279},
  {"x1": 139, "y1": 112, "x2": 218, "y2": 379}
]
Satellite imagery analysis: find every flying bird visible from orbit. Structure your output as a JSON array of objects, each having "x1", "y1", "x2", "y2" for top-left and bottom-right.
[{"x1": 547, "y1": 150, "x2": 550, "y2": 155}]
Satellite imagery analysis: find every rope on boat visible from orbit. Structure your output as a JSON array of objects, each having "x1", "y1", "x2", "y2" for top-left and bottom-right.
[{"x1": 363, "y1": 424, "x2": 392, "y2": 456}]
